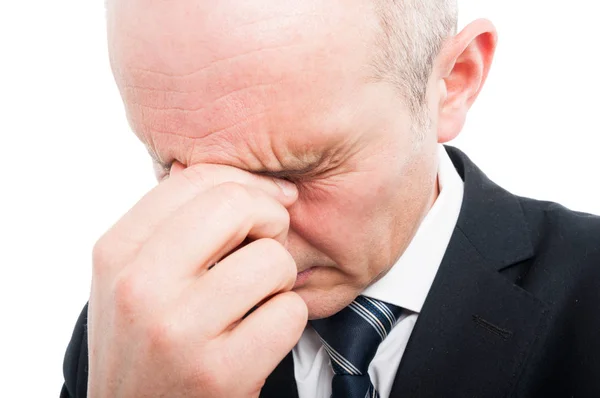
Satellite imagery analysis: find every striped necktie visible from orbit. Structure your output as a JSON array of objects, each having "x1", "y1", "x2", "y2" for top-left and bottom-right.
[{"x1": 310, "y1": 295, "x2": 403, "y2": 398}]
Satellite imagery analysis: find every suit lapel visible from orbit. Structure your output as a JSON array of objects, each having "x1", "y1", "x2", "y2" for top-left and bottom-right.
[
  {"x1": 388, "y1": 230, "x2": 548, "y2": 398},
  {"x1": 389, "y1": 146, "x2": 549, "y2": 397}
]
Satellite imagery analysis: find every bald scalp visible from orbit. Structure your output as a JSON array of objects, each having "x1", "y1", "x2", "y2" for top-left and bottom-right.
[
  {"x1": 372, "y1": 0, "x2": 458, "y2": 118},
  {"x1": 106, "y1": 0, "x2": 457, "y2": 130}
]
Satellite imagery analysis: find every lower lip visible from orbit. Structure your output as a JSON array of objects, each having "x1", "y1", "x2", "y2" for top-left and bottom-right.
[{"x1": 294, "y1": 267, "x2": 316, "y2": 288}]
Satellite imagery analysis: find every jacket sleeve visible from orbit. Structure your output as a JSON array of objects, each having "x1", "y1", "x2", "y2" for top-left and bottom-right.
[{"x1": 60, "y1": 304, "x2": 89, "y2": 398}]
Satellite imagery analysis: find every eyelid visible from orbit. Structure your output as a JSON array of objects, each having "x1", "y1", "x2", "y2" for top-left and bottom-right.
[
  {"x1": 256, "y1": 164, "x2": 321, "y2": 181},
  {"x1": 281, "y1": 175, "x2": 304, "y2": 183}
]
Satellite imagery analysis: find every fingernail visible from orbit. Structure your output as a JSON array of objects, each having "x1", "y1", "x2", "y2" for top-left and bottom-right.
[{"x1": 274, "y1": 179, "x2": 297, "y2": 197}]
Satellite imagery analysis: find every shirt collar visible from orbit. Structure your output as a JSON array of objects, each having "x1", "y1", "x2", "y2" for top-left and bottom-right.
[{"x1": 361, "y1": 145, "x2": 464, "y2": 313}]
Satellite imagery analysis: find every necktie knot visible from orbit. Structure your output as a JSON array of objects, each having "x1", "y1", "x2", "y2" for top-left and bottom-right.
[{"x1": 310, "y1": 296, "x2": 403, "y2": 398}]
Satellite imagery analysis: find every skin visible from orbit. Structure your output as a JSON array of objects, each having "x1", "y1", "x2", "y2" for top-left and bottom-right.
[{"x1": 88, "y1": 0, "x2": 497, "y2": 396}]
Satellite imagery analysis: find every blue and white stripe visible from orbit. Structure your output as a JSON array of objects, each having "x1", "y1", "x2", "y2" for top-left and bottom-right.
[
  {"x1": 362, "y1": 296, "x2": 397, "y2": 327},
  {"x1": 310, "y1": 295, "x2": 403, "y2": 398},
  {"x1": 348, "y1": 300, "x2": 387, "y2": 340},
  {"x1": 318, "y1": 336, "x2": 362, "y2": 376}
]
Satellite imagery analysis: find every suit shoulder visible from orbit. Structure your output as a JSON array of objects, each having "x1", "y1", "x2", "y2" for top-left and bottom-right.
[
  {"x1": 519, "y1": 197, "x2": 600, "y2": 259},
  {"x1": 512, "y1": 199, "x2": 600, "y2": 397},
  {"x1": 516, "y1": 197, "x2": 600, "y2": 299}
]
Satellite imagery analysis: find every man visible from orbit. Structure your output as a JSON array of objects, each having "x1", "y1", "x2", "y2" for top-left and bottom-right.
[{"x1": 61, "y1": 0, "x2": 600, "y2": 397}]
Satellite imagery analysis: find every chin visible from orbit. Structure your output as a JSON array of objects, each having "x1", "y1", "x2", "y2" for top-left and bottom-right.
[
  {"x1": 298, "y1": 293, "x2": 341, "y2": 320},
  {"x1": 293, "y1": 283, "x2": 359, "y2": 320}
]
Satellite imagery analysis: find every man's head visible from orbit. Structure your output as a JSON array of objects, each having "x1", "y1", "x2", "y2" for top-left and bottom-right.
[{"x1": 106, "y1": 0, "x2": 496, "y2": 318}]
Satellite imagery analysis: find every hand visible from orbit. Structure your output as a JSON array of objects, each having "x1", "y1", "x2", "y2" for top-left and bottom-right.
[{"x1": 87, "y1": 163, "x2": 308, "y2": 397}]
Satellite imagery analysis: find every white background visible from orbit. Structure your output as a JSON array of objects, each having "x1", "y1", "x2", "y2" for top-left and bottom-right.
[{"x1": 1, "y1": 0, "x2": 599, "y2": 395}]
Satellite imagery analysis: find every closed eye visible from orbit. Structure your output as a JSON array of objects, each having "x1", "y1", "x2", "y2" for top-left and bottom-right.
[{"x1": 254, "y1": 163, "x2": 322, "y2": 182}]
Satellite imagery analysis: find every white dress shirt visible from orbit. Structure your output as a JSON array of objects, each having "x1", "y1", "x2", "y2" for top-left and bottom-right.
[{"x1": 292, "y1": 145, "x2": 465, "y2": 398}]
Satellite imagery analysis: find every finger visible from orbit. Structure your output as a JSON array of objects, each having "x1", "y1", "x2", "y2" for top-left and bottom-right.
[
  {"x1": 99, "y1": 164, "x2": 297, "y2": 265},
  {"x1": 225, "y1": 291, "x2": 308, "y2": 381},
  {"x1": 130, "y1": 183, "x2": 291, "y2": 280},
  {"x1": 183, "y1": 238, "x2": 297, "y2": 336},
  {"x1": 174, "y1": 164, "x2": 298, "y2": 208}
]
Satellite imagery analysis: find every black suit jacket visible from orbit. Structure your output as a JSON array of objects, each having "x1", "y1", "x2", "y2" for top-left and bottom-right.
[{"x1": 61, "y1": 146, "x2": 600, "y2": 397}]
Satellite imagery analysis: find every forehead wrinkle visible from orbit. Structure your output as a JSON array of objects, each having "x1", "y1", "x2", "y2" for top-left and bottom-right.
[
  {"x1": 143, "y1": 110, "x2": 266, "y2": 164},
  {"x1": 128, "y1": 78, "x2": 285, "y2": 152},
  {"x1": 122, "y1": 44, "x2": 311, "y2": 142},
  {"x1": 149, "y1": 129, "x2": 244, "y2": 170},
  {"x1": 123, "y1": 41, "x2": 304, "y2": 83},
  {"x1": 130, "y1": 98, "x2": 269, "y2": 138},
  {"x1": 119, "y1": 47, "x2": 304, "y2": 125},
  {"x1": 123, "y1": 75, "x2": 290, "y2": 118}
]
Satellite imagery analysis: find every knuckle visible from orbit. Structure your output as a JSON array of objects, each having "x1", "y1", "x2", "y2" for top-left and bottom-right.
[
  {"x1": 217, "y1": 183, "x2": 257, "y2": 218},
  {"x1": 185, "y1": 348, "x2": 233, "y2": 395},
  {"x1": 197, "y1": 366, "x2": 229, "y2": 395},
  {"x1": 145, "y1": 317, "x2": 184, "y2": 354},
  {"x1": 180, "y1": 165, "x2": 212, "y2": 190},
  {"x1": 218, "y1": 181, "x2": 252, "y2": 204},
  {"x1": 254, "y1": 238, "x2": 297, "y2": 282},
  {"x1": 273, "y1": 200, "x2": 291, "y2": 226},
  {"x1": 112, "y1": 272, "x2": 148, "y2": 315},
  {"x1": 91, "y1": 235, "x2": 115, "y2": 275},
  {"x1": 262, "y1": 292, "x2": 308, "y2": 348},
  {"x1": 279, "y1": 292, "x2": 309, "y2": 330},
  {"x1": 253, "y1": 236, "x2": 283, "y2": 252}
]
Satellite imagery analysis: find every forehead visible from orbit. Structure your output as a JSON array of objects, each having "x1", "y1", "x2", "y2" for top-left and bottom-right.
[{"x1": 108, "y1": 0, "x2": 381, "y2": 172}]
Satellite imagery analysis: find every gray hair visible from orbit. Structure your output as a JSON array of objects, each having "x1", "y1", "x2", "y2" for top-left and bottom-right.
[{"x1": 371, "y1": 0, "x2": 458, "y2": 123}]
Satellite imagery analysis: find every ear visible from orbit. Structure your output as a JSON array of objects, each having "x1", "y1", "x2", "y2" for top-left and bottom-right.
[{"x1": 436, "y1": 19, "x2": 498, "y2": 143}]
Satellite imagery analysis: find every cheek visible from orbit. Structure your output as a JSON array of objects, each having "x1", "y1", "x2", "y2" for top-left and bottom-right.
[{"x1": 288, "y1": 174, "x2": 392, "y2": 260}]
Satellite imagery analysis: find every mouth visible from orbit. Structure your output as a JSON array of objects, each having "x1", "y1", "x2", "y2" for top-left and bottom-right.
[{"x1": 294, "y1": 267, "x2": 316, "y2": 288}]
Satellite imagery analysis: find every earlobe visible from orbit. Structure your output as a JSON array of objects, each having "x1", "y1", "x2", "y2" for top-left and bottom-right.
[{"x1": 437, "y1": 19, "x2": 498, "y2": 143}]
